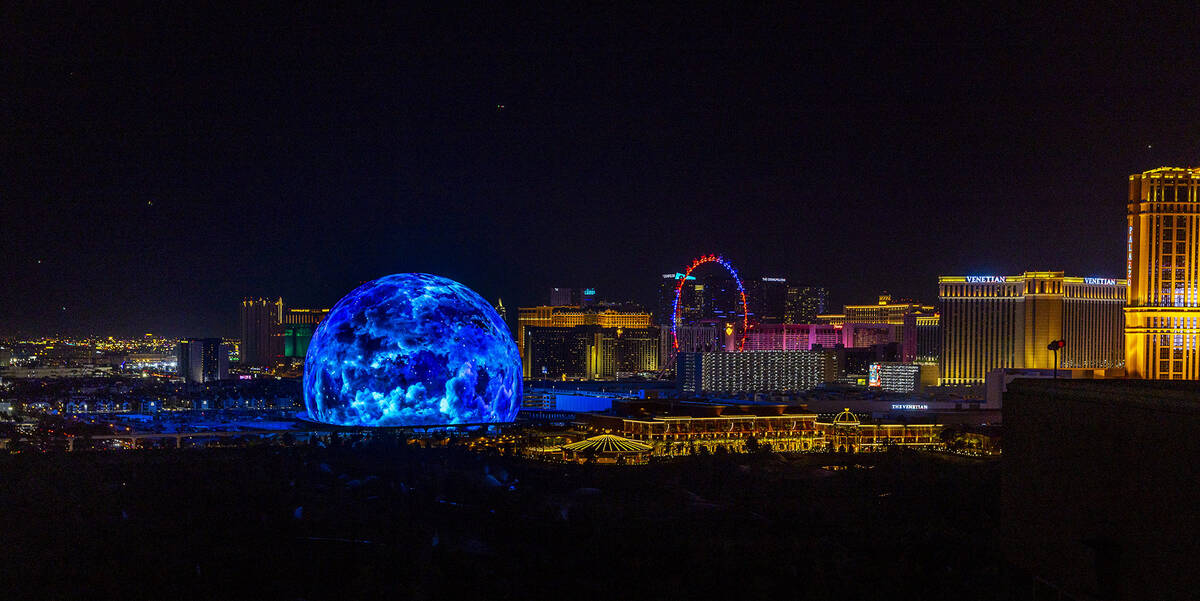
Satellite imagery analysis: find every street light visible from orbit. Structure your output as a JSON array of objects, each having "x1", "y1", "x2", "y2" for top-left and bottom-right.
[{"x1": 1047, "y1": 339, "x2": 1066, "y2": 378}]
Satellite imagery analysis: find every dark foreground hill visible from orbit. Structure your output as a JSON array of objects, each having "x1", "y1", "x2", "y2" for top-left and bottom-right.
[{"x1": 0, "y1": 441, "x2": 1002, "y2": 600}]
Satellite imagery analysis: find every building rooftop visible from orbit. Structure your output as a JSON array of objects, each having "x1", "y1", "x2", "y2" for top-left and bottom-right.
[
  {"x1": 561, "y1": 435, "x2": 652, "y2": 453},
  {"x1": 1005, "y1": 378, "x2": 1200, "y2": 415}
]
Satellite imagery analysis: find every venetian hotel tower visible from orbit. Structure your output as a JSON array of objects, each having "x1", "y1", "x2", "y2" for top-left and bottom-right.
[{"x1": 1125, "y1": 167, "x2": 1200, "y2": 379}]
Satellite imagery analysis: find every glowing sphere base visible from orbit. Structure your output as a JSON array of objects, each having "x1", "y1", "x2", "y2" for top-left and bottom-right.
[{"x1": 302, "y1": 273, "x2": 521, "y2": 427}]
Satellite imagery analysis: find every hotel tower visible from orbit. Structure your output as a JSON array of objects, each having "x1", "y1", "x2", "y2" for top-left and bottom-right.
[
  {"x1": 1125, "y1": 167, "x2": 1200, "y2": 379},
  {"x1": 939, "y1": 272, "x2": 1126, "y2": 385}
]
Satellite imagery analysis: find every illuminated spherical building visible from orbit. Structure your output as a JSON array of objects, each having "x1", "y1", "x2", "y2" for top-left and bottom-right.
[{"x1": 303, "y1": 273, "x2": 521, "y2": 426}]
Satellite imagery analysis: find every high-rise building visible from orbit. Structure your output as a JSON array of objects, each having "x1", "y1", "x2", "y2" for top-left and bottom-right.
[
  {"x1": 658, "y1": 273, "x2": 696, "y2": 324},
  {"x1": 819, "y1": 293, "x2": 934, "y2": 360},
  {"x1": 549, "y1": 287, "x2": 597, "y2": 307},
  {"x1": 516, "y1": 306, "x2": 654, "y2": 375},
  {"x1": 1125, "y1": 167, "x2": 1200, "y2": 379},
  {"x1": 913, "y1": 312, "x2": 941, "y2": 363},
  {"x1": 240, "y1": 298, "x2": 329, "y2": 365},
  {"x1": 278, "y1": 308, "x2": 330, "y2": 358},
  {"x1": 819, "y1": 293, "x2": 932, "y2": 326},
  {"x1": 939, "y1": 272, "x2": 1126, "y2": 385},
  {"x1": 677, "y1": 350, "x2": 839, "y2": 394},
  {"x1": 549, "y1": 287, "x2": 575, "y2": 307},
  {"x1": 750, "y1": 277, "x2": 789, "y2": 323},
  {"x1": 523, "y1": 325, "x2": 660, "y2": 380},
  {"x1": 784, "y1": 286, "x2": 827, "y2": 323},
  {"x1": 612, "y1": 327, "x2": 660, "y2": 376},
  {"x1": 695, "y1": 272, "x2": 743, "y2": 322},
  {"x1": 239, "y1": 297, "x2": 282, "y2": 366},
  {"x1": 524, "y1": 326, "x2": 590, "y2": 379},
  {"x1": 494, "y1": 298, "x2": 506, "y2": 324},
  {"x1": 177, "y1": 338, "x2": 229, "y2": 383}
]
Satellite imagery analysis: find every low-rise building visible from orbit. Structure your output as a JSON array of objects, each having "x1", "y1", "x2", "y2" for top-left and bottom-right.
[
  {"x1": 576, "y1": 400, "x2": 943, "y2": 455},
  {"x1": 677, "y1": 350, "x2": 839, "y2": 394}
]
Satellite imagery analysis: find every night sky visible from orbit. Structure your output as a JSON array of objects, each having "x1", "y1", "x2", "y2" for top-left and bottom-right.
[{"x1": 5, "y1": 5, "x2": 1200, "y2": 337}]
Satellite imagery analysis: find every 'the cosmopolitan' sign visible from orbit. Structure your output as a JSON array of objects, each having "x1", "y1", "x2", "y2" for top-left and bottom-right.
[
  {"x1": 966, "y1": 276, "x2": 1006, "y2": 283},
  {"x1": 1084, "y1": 277, "x2": 1116, "y2": 286}
]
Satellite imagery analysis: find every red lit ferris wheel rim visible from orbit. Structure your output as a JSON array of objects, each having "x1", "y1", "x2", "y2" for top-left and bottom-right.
[{"x1": 671, "y1": 254, "x2": 749, "y2": 352}]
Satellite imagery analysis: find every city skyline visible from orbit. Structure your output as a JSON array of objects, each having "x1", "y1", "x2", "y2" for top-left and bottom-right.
[
  {"x1": 3, "y1": 7, "x2": 1192, "y2": 338},
  {"x1": 4, "y1": 8, "x2": 1198, "y2": 599}
]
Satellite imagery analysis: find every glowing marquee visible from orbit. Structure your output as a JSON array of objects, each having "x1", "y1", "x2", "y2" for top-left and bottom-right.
[
  {"x1": 966, "y1": 276, "x2": 1006, "y2": 283},
  {"x1": 1084, "y1": 277, "x2": 1116, "y2": 286}
]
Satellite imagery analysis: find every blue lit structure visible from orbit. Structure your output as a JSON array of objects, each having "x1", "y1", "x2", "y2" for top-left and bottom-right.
[{"x1": 302, "y1": 273, "x2": 521, "y2": 426}]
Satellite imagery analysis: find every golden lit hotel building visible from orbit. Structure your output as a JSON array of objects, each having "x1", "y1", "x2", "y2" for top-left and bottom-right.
[
  {"x1": 939, "y1": 272, "x2": 1125, "y2": 385},
  {"x1": 817, "y1": 293, "x2": 933, "y2": 326},
  {"x1": 516, "y1": 306, "x2": 652, "y2": 360},
  {"x1": 818, "y1": 293, "x2": 939, "y2": 363},
  {"x1": 1125, "y1": 167, "x2": 1200, "y2": 379}
]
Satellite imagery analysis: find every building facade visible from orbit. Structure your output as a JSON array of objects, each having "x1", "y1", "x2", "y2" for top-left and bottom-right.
[
  {"x1": 677, "y1": 350, "x2": 839, "y2": 394},
  {"x1": 913, "y1": 312, "x2": 941, "y2": 363},
  {"x1": 784, "y1": 286, "x2": 828, "y2": 324},
  {"x1": 1125, "y1": 167, "x2": 1200, "y2": 379},
  {"x1": 742, "y1": 323, "x2": 899, "y2": 352},
  {"x1": 657, "y1": 273, "x2": 695, "y2": 324},
  {"x1": 494, "y1": 298, "x2": 506, "y2": 326},
  {"x1": 819, "y1": 293, "x2": 934, "y2": 326},
  {"x1": 177, "y1": 338, "x2": 229, "y2": 383},
  {"x1": 939, "y1": 272, "x2": 1126, "y2": 385},
  {"x1": 516, "y1": 305, "x2": 652, "y2": 364},
  {"x1": 660, "y1": 271, "x2": 745, "y2": 325},
  {"x1": 278, "y1": 307, "x2": 330, "y2": 358},
  {"x1": 579, "y1": 405, "x2": 941, "y2": 454},
  {"x1": 743, "y1": 323, "x2": 844, "y2": 351},
  {"x1": 549, "y1": 287, "x2": 597, "y2": 307},
  {"x1": 239, "y1": 297, "x2": 282, "y2": 366},
  {"x1": 750, "y1": 277, "x2": 789, "y2": 323},
  {"x1": 818, "y1": 293, "x2": 935, "y2": 360},
  {"x1": 523, "y1": 325, "x2": 660, "y2": 380}
]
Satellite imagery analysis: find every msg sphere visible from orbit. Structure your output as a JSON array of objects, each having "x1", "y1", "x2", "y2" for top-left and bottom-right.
[{"x1": 303, "y1": 273, "x2": 522, "y2": 427}]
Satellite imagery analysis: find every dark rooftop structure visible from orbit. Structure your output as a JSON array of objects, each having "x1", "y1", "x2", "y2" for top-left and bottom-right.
[{"x1": 1002, "y1": 379, "x2": 1200, "y2": 601}]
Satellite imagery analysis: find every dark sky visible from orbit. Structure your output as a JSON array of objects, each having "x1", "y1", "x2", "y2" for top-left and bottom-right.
[{"x1": 5, "y1": 5, "x2": 1200, "y2": 337}]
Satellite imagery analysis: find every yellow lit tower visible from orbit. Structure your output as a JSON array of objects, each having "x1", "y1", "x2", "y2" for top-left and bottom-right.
[{"x1": 1125, "y1": 167, "x2": 1200, "y2": 379}]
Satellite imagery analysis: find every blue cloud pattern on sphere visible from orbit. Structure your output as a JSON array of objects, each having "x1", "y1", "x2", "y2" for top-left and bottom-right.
[{"x1": 303, "y1": 273, "x2": 522, "y2": 426}]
